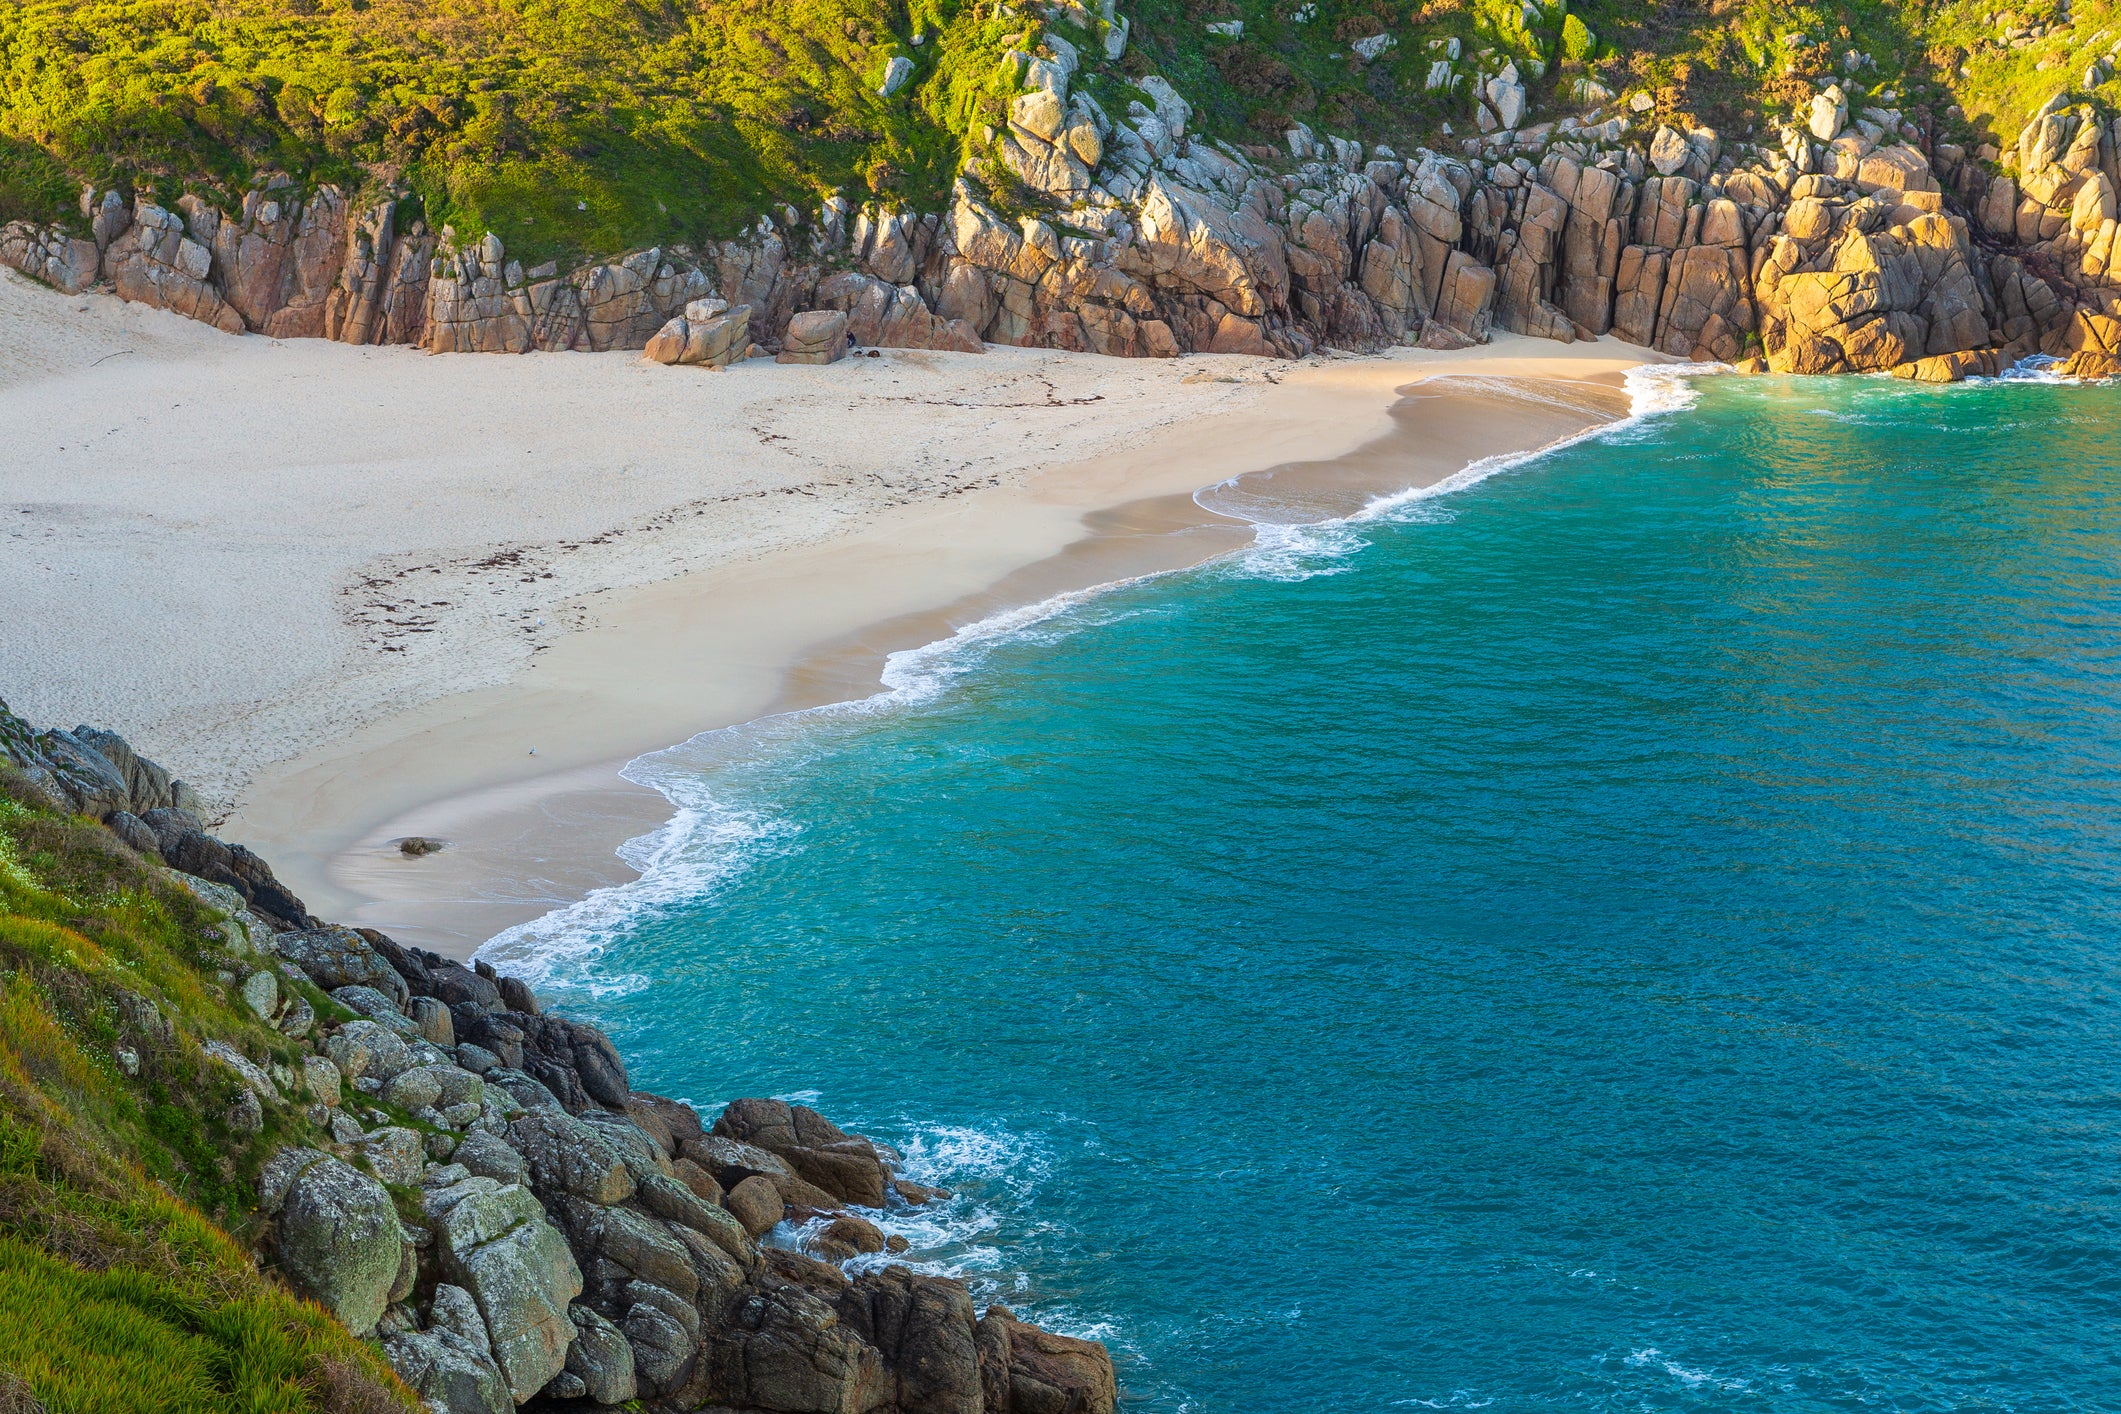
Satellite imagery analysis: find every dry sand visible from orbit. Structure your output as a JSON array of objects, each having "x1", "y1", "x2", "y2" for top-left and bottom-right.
[{"x1": 0, "y1": 265, "x2": 1666, "y2": 957}]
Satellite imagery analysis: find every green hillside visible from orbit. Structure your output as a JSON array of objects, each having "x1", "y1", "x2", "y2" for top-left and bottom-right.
[
  {"x1": 0, "y1": 774, "x2": 411, "y2": 1412},
  {"x1": 1, "y1": 0, "x2": 2115, "y2": 264}
]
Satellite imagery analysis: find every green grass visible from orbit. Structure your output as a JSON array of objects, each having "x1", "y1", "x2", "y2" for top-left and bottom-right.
[{"x1": 0, "y1": 775, "x2": 413, "y2": 1413}]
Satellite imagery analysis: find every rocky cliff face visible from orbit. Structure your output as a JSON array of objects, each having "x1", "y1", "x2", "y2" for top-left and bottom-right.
[
  {"x1": 2, "y1": 700, "x2": 1115, "y2": 1414},
  {"x1": 4, "y1": 41, "x2": 2117, "y2": 382}
]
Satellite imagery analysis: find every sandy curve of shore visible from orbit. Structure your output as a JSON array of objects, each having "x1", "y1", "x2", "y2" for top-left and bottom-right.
[{"x1": 2, "y1": 264, "x2": 1669, "y2": 955}]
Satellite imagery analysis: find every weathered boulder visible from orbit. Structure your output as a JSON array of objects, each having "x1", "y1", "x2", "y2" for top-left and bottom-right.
[
  {"x1": 814, "y1": 272, "x2": 985, "y2": 352},
  {"x1": 726, "y1": 1174, "x2": 785, "y2": 1237},
  {"x1": 276, "y1": 1153, "x2": 405, "y2": 1336},
  {"x1": 101, "y1": 200, "x2": 245, "y2": 333},
  {"x1": 278, "y1": 928, "x2": 410, "y2": 1007},
  {"x1": 507, "y1": 1110, "x2": 637, "y2": 1205},
  {"x1": 324, "y1": 1019, "x2": 415, "y2": 1082},
  {"x1": 0, "y1": 221, "x2": 99, "y2": 293},
  {"x1": 637, "y1": 1170, "x2": 757, "y2": 1262},
  {"x1": 566, "y1": 1305, "x2": 639, "y2": 1405},
  {"x1": 381, "y1": 1328, "x2": 512, "y2": 1414},
  {"x1": 356, "y1": 1126, "x2": 427, "y2": 1185},
  {"x1": 707, "y1": 1274, "x2": 888, "y2": 1412},
  {"x1": 646, "y1": 301, "x2": 755, "y2": 368},
  {"x1": 836, "y1": 1266, "x2": 985, "y2": 1414},
  {"x1": 979, "y1": 1304, "x2": 1118, "y2": 1414},
  {"x1": 714, "y1": 1099, "x2": 890, "y2": 1208},
  {"x1": 436, "y1": 1184, "x2": 585, "y2": 1401},
  {"x1": 779, "y1": 308, "x2": 850, "y2": 364}
]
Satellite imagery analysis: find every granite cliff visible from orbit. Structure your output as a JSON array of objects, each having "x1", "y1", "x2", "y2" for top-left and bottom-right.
[{"x1": 4, "y1": 10, "x2": 2119, "y2": 381}]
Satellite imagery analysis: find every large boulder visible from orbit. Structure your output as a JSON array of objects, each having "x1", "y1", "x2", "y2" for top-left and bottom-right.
[
  {"x1": 380, "y1": 1328, "x2": 511, "y2": 1414},
  {"x1": 274, "y1": 1152, "x2": 405, "y2": 1336},
  {"x1": 706, "y1": 1274, "x2": 887, "y2": 1412},
  {"x1": 777, "y1": 308, "x2": 850, "y2": 364},
  {"x1": 645, "y1": 301, "x2": 754, "y2": 368},
  {"x1": 277, "y1": 927, "x2": 411, "y2": 1007},
  {"x1": 566, "y1": 1305, "x2": 639, "y2": 1405},
  {"x1": 507, "y1": 1110, "x2": 637, "y2": 1205},
  {"x1": 725, "y1": 1174, "x2": 785, "y2": 1237},
  {"x1": 324, "y1": 1019, "x2": 415, "y2": 1082},
  {"x1": 713, "y1": 1099, "x2": 890, "y2": 1208},
  {"x1": 979, "y1": 1304, "x2": 1118, "y2": 1414},
  {"x1": 837, "y1": 1266, "x2": 984, "y2": 1414},
  {"x1": 435, "y1": 1184, "x2": 585, "y2": 1401}
]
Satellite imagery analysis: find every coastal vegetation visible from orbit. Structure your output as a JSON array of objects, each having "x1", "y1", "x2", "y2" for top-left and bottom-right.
[
  {"x1": 1, "y1": 0, "x2": 2115, "y2": 258},
  {"x1": 0, "y1": 776, "x2": 412, "y2": 1412}
]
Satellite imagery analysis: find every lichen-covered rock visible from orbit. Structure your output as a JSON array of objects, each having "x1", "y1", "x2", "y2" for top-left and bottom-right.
[
  {"x1": 566, "y1": 1305, "x2": 638, "y2": 1405},
  {"x1": 381, "y1": 1328, "x2": 512, "y2": 1414},
  {"x1": 436, "y1": 1183, "x2": 585, "y2": 1401},
  {"x1": 324, "y1": 1019, "x2": 415, "y2": 1081},
  {"x1": 277, "y1": 1153, "x2": 405, "y2": 1336},
  {"x1": 278, "y1": 927, "x2": 410, "y2": 1007},
  {"x1": 507, "y1": 1109, "x2": 636, "y2": 1205}
]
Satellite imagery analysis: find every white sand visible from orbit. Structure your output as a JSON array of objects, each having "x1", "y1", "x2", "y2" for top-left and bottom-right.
[{"x1": 0, "y1": 264, "x2": 1667, "y2": 953}]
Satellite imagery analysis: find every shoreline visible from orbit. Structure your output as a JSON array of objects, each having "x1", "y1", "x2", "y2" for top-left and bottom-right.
[{"x1": 234, "y1": 347, "x2": 1658, "y2": 959}]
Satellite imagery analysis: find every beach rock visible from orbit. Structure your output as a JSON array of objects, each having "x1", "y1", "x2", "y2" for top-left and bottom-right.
[
  {"x1": 0, "y1": 221, "x2": 99, "y2": 294},
  {"x1": 435, "y1": 1183, "x2": 585, "y2": 1401},
  {"x1": 277, "y1": 1153, "x2": 406, "y2": 1336},
  {"x1": 646, "y1": 302, "x2": 755, "y2": 368},
  {"x1": 101, "y1": 200, "x2": 245, "y2": 333},
  {"x1": 813, "y1": 273, "x2": 984, "y2": 352},
  {"x1": 714, "y1": 1099, "x2": 890, "y2": 1208},
  {"x1": 778, "y1": 308, "x2": 850, "y2": 364}
]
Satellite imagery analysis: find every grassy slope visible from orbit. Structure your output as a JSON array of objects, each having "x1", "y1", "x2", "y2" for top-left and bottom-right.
[
  {"x1": 1, "y1": 0, "x2": 2114, "y2": 257},
  {"x1": 0, "y1": 773, "x2": 411, "y2": 1414}
]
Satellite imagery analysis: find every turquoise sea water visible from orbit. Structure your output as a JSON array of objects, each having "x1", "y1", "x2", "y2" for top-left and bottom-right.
[{"x1": 489, "y1": 369, "x2": 2121, "y2": 1412}]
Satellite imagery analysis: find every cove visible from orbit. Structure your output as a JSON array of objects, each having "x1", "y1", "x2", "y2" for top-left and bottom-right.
[{"x1": 491, "y1": 371, "x2": 2121, "y2": 1412}]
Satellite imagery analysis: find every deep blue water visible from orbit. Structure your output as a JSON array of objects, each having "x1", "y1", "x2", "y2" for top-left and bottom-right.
[{"x1": 490, "y1": 370, "x2": 2121, "y2": 1412}]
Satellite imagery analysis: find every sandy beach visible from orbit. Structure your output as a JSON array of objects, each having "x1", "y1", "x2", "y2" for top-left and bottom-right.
[{"x1": 1, "y1": 265, "x2": 1664, "y2": 957}]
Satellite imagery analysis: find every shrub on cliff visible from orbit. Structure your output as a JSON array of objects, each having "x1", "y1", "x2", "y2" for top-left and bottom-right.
[{"x1": 0, "y1": 774, "x2": 413, "y2": 1412}]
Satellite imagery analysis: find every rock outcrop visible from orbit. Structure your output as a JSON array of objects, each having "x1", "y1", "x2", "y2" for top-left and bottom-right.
[
  {"x1": 0, "y1": 695, "x2": 1119, "y2": 1414},
  {"x1": 8, "y1": 63, "x2": 2118, "y2": 383}
]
